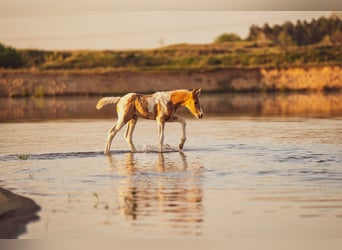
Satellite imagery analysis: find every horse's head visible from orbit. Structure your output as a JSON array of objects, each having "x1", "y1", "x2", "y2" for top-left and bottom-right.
[{"x1": 185, "y1": 88, "x2": 204, "y2": 119}]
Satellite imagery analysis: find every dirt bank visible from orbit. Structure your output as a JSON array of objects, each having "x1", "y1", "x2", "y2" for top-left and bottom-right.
[
  {"x1": 0, "y1": 187, "x2": 40, "y2": 238},
  {"x1": 0, "y1": 66, "x2": 341, "y2": 97}
]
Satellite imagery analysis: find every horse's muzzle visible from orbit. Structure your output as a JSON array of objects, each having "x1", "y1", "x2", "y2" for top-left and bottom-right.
[{"x1": 197, "y1": 113, "x2": 203, "y2": 119}]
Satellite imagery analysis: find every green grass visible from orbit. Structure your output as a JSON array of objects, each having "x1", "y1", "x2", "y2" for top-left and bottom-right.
[{"x1": 17, "y1": 153, "x2": 29, "y2": 160}]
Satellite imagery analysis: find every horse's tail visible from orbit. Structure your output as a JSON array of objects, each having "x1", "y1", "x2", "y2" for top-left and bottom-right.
[{"x1": 96, "y1": 97, "x2": 121, "y2": 110}]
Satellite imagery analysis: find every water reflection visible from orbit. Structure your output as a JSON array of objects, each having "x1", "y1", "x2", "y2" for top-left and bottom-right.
[
  {"x1": 1, "y1": 92, "x2": 342, "y2": 121},
  {"x1": 106, "y1": 152, "x2": 204, "y2": 236}
]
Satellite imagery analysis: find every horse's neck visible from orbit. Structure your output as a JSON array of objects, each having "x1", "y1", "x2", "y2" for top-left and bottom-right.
[{"x1": 170, "y1": 90, "x2": 190, "y2": 106}]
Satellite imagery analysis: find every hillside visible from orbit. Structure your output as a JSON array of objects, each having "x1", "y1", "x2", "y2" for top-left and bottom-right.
[{"x1": 9, "y1": 42, "x2": 342, "y2": 72}]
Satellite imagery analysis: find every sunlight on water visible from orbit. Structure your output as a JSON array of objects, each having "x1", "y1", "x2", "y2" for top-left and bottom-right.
[
  {"x1": 141, "y1": 144, "x2": 179, "y2": 153},
  {"x1": 1, "y1": 92, "x2": 342, "y2": 122},
  {"x1": 0, "y1": 117, "x2": 342, "y2": 238}
]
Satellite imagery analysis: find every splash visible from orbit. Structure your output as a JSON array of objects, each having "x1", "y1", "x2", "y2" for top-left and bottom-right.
[{"x1": 141, "y1": 144, "x2": 179, "y2": 153}]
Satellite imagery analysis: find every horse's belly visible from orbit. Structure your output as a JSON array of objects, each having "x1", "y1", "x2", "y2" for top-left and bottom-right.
[{"x1": 136, "y1": 112, "x2": 156, "y2": 120}]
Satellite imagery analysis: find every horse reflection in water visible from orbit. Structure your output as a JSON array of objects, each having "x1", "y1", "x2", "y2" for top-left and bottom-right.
[{"x1": 107, "y1": 152, "x2": 204, "y2": 236}]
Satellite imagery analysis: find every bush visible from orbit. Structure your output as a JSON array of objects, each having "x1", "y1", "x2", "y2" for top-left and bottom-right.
[
  {"x1": 214, "y1": 33, "x2": 242, "y2": 43},
  {"x1": 0, "y1": 43, "x2": 23, "y2": 68}
]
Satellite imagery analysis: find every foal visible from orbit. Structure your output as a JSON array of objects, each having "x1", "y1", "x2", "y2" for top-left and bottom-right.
[{"x1": 96, "y1": 88, "x2": 204, "y2": 154}]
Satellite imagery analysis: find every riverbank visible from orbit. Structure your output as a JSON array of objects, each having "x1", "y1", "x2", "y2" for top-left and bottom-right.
[
  {"x1": 0, "y1": 65, "x2": 341, "y2": 97},
  {"x1": 0, "y1": 187, "x2": 40, "y2": 238}
]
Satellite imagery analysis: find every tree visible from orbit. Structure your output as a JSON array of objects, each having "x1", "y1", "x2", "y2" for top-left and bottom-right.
[
  {"x1": 247, "y1": 25, "x2": 262, "y2": 41},
  {"x1": 294, "y1": 20, "x2": 304, "y2": 45},
  {"x1": 256, "y1": 32, "x2": 269, "y2": 46},
  {"x1": 277, "y1": 31, "x2": 294, "y2": 47},
  {"x1": 331, "y1": 30, "x2": 342, "y2": 43},
  {"x1": 320, "y1": 35, "x2": 332, "y2": 45}
]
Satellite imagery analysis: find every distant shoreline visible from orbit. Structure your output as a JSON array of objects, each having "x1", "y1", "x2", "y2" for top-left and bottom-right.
[{"x1": 0, "y1": 65, "x2": 341, "y2": 97}]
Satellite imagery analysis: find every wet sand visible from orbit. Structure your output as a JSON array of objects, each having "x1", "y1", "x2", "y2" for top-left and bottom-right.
[{"x1": 0, "y1": 187, "x2": 40, "y2": 238}]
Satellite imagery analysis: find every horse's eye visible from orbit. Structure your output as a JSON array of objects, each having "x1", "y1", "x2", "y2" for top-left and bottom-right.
[{"x1": 194, "y1": 102, "x2": 198, "y2": 105}]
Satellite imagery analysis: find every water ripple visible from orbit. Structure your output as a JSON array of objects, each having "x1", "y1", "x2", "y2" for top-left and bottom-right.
[{"x1": 0, "y1": 151, "x2": 105, "y2": 161}]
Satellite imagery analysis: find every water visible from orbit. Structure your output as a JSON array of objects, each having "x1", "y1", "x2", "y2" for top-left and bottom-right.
[
  {"x1": 1, "y1": 114, "x2": 342, "y2": 238},
  {"x1": 1, "y1": 92, "x2": 342, "y2": 121}
]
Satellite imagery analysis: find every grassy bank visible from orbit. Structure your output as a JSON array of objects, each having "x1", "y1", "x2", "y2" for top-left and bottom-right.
[{"x1": 17, "y1": 42, "x2": 341, "y2": 72}]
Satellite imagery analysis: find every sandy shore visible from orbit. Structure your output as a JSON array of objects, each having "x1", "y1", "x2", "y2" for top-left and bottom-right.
[{"x1": 0, "y1": 187, "x2": 40, "y2": 239}]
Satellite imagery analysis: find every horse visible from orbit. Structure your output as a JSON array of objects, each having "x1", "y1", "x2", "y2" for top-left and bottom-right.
[{"x1": 96, "y1": 88, "x2": 204, "y2": 154}]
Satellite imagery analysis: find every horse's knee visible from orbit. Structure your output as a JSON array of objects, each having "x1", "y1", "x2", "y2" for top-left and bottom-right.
[{"x1": 108, "y1": 129, "x2": 115, "y2": 138}]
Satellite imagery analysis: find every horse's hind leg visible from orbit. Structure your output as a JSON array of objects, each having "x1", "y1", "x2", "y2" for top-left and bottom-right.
[
  {"x1": 124, "y1": 117, "x2": 138, "y2": 153},
  {"x1": 105, "y1": 119, "x2": 127, "y2": 154}
]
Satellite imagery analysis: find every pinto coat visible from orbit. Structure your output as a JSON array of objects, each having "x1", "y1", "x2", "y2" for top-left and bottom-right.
[{"x1": 96, "y1": 88, "x2": 203, "y2": 154}]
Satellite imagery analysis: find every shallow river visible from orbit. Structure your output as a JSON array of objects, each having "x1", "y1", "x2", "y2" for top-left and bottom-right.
[{"x1": 1, "y1": 114, "x2": 342, "y2": 238}]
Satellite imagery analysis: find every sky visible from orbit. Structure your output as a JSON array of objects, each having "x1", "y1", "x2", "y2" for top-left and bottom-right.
[{"x1": 0, "y1": 1, "x2": 334, "y2": 50}]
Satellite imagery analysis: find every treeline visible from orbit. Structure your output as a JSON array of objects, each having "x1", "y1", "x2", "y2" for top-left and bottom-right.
[{"x1": 247, "y1": 13, "x2": 342, "y2": 46}]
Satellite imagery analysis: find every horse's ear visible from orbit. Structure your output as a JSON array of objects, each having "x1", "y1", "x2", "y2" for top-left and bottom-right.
[{"x1": 192, "y1": 88, "x2": 201, "y2": 97}]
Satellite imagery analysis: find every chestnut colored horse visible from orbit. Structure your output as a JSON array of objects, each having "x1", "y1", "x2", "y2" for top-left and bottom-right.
[{"x1": 96, "y1": 88, "x2": 204, "y2": 154}]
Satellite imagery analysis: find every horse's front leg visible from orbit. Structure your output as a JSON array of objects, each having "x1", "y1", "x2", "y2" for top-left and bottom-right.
[
  {"x1": 167, "y1": 116, "x2": 186, "y2": 151},
  {"x1": 157, "y1": 118, "x2": 165, "y2": 152},
  {"x1": 177, "y1": 117, "x2": 186, "y2": 150}
]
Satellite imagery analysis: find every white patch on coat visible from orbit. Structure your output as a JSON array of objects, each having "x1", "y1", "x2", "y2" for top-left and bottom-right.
[
  {"x1": 150, "y1": 92, "x2": 171, "y2": 114},
  {"x1": 117, "y1": 93, "x2": 135, "y2": 111},
  {"x1": 147, "y1": 96, "x2": 156, "y2": 114}
]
